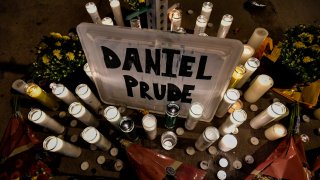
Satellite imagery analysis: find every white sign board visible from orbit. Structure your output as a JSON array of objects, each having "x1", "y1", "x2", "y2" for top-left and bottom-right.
[{"x1": 77, "y1": 23, "x2": 243, "y2": 122}]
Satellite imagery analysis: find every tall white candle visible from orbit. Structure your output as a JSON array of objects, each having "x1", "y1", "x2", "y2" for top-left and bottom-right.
[
  {"x1": 50, "y1": 83, "x2": 77, "y2": 105},
  {"x1": 75, "y1": 84, "x2": 102, "y2": 113},
  {"x1": 216, "y1": 89, "x2": 240, "y2": 118},
  {"x1": 185, "y1": 102, "x2": 204, "y2": 130},
  {"x1": 264, "y1": 123, "x2": 287, "y2": 141},
  {"x1": 247, "y1": 28, "x2": 269, "y2": 51},
  {"x1": 81, "y1": 126, "x2": 112, "y2": 151},
  {"x1": 219, "y1": 109, "x2": 247, "y2": 135},
  {"x1": 142, "y1": 114, "x2": 157, "y2": 140},
  {"x1": 239, "y1": 45, "x2": 255, "y2": 65},
  {"x1": 83, "y1": 63, "x2": 94, "y2": 82},
  {"x1": 85, "y1": 2, "x2": 102, "y2": 24},
  {"x1": 194, "y1": 15, "x2": 208, "y2": 35},
  {"x1": 43, "y1": 136, "x2": 81, "y2": 157},
  {"x1": 250, "y1": 102, "x2": 287, "y2": 129},
  {"x1": 68, "y1": 102, "x2": 99, "y2": 127},
  {"x1": 244, "y1": 74, "x2": 273, "y2": 103},
  {"x1": 195, "y1": 126, "x2": 220, "y2": 151},
  {"x1": 218, "y1": 134, "x2": 237, "y2": 152},
  {"x1": 170, "y1": 10, "x2": 182, "y2": 32},
  {"x1": 103, "y1": 106, "x2": 122, "y2": 128},
  {"x1": 110, "y1": 0, "x2": 124, "y2": 26},
  {"x1": 236, "y1": 57, "x2": 260, "y2": 88},
  {"x1": 12, "y1": 79, "x2": 27, "y2": 94},
  {"x1": 28, "y1": 108, "x2": 65, "y2": 134},
  {"x1": 200, "y1": 2, "x2": 213, "y2": 22},
  {"x1": 102, "y1": 17, "x2": 114, "y2": 26},
  {"x1": 217, "y1": 14, "x2": 233, "y2": 38}
]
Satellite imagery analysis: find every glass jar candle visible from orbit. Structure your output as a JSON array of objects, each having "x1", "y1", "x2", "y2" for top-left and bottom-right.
[
  {"x1": 119, "y1": 116, "x2": 139, "y2": 141},
  {"x1": 50, "y1": 83, "x2": 77, "y2": 105},
  {"x1": 68, "y1": 102, "x2": 99, "y2": 127},
  {"x1": 194, "y1": 15, "x2": 208, "y2": 35},
  {"x1": 244, "y1": 74, "x2": 274, "y2": 103},
  {"x1": 142, "y1": 114, "x2": 157, "y2": 140},
  {"x1": 219, "y1": 109, "x2": 247, "y2": 135},
  {"x1": 185, "y1": 102, "x2": 204, "y2": 130},
  {"x1": 81, "y1": 126, "x2": 112, "y2": 151},
  {"x1": 83, "y1": 63, "x2": 94, "y2": 82},
  {"x1": 109, "y1": 0, "x2": 124, "y2": 26},
  {"x1": 85, "y1": 2, "x2": 102, "y2": 24},
  {"x1": 75, "y1": 84, "x2": 102, "y2": 113},
  {"x1": 102, "y1": 17, "x2": 114, "y2": 26},
  {"x1": 239, "y1": 45, "x2": 255, "y2": 65},
  {"x1": 264, "y1": 123, "x2": 287, "y2": 141},
  {"x1": 218, "y1": 134, "x2": 237, "y2": 152},
  {"x1": 236, "y1": 57, "x2": 260, "y2": 88},
  {"x1": 165, "y1": 102, "x2": 180, "y2": 129},
  {"x1": 161, "y1": 131, "x2": 177, "y2": 150},
  {"x1": 200, "y1": 2, "x2": 213, "y2": 22},
  {"x1": 103, "y1": 106, "x2": 122, "y2": 128},
  {"x1": 195, "y1": 126, "x2": 220, "y2": 151},
  {"x1": 247, "y1": 28, "x2": 269, "y2": 51},
  {"x1": 170, "y1": 10, "x2": 182, "y2": 32},
  {"x1": 216, "y1": 88, "x2": 240, "y2": 118},
  {"x1": 228, "y1": 65, "x2": 246, "y2": 88},
  {"x1": 43, "y1": 136, "x2": 82, "y2": 158},
  {"x1": 217, "y1": 14, "x2": 233, "y2": 38}
]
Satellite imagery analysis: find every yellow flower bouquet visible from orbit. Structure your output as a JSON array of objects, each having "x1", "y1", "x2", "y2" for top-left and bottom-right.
[{"x1": 30, "y1": 32, "x2": 86, "y2": 82}]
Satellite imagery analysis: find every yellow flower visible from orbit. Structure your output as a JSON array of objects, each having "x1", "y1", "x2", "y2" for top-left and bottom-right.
[
  {"x1": 42, "y1": 55, "x2": 50, "y2": 65},
  {"x1": 55, "y1": 42, "x2": 61, "y2": 46},
  {"x1": 63, "y1": 35, "x2": 70, "y2": 40},
  {"x1": 66, "y1": 52, "x2": 75, "y2": 61},
  {"x1": 50, "y1": 32, "x2": 62, "y2": 39},
  {"x1": 298, "y1": 32, "x2": 313, "y2": 43},
  {"x1": 311, "y1": 44, "x2": 320, "y2": 52},
  {"x1": 39, "y1": 42, "x2": 47, "y2": 49},
  {"x1": 303, "y1": 56, "x2": 314, "y2": 63},
  {"x1": 293, "y1": 41, "x2": 306, "y2": 48},
  {"x1": 53, "y1": 49, "x2": 62, "y2": 60}
]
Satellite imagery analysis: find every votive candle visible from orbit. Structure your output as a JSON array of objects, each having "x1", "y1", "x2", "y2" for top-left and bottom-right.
[
  {"x1": 103, "y1": 106, "x2": 122, "y2": 128},
  {"x1": 236, "y1": 57, "x2": 260, "y2": 88},
  {"x1": 195, "y1": 126, "x2": 220, "y2": 151},
  {"x1": 219, "y1": 109, "x2": 247, "y2": 135},
  {"x1": 170, "y1": 10, "x2": 182, "y2": 32},
  {"x1": 228, "y1": 65, "x2": 246, "y2": 88},
  {"x1": 264, "y1": 123, "x2": 287, "y2": 141},
  {"x1": 250, "y1": 102, "x2": 287, "y2": 129},
  {"x1": 194, "y1": 15, "x2": 208, "y2": 35},
  {"x1": 217, "y1": 14, "x2": 233, "y2": 38},
  {"x1": 102, "y1": 17, "x2": 114, "y2": 26},
  {"x1": 142, "y1": 114, "x2": 157, "y2": 140},
  {"x1": 239, "y1": 45, "x2": 255, "y2": 65},
  {"x1": 110, "y1": 0, "x2": 124, "y2": 26},
  {"x1": 200, "y1": 2, "x2": 213, "y2": 22},
  {"x1": 185, "y1": 102, "x2": 204, "y2": 130},
  {"x1": 43, "y1": 136, "x2": 81, "y2": 157},
  {"x1": 244, "y1": 74, "x2": 273, "y2": 103},
  {"x1": 247, "y1": 28, "x2": 269, "y2": 51},
  {"x1": 85, "y1": 2, "x2": 102, "y2": 24},
  {"x1": 216, "y1": 89, "x2": 240, "y2": 118},
  {"x1": 12, "y1": 79, "x2": 27, "y2": 94},
  {"x1": 83, "y1": 63, "x2": 94, "y2": 82},
  {"x1": 75, "y1": 84, "x2": 102, "y2": 113},
  {"x1": 50, "y1": 83, "x2": 77, "y2": 105},
  {"x1": 68, "y1": 102, "x2": 99, "y2": 127},
  {"x1": 218, "y1": 134, "x2": 237, "y2": 152},
  {"x1": 81, "y1": 126, "x2": 112, "y2": 151}
]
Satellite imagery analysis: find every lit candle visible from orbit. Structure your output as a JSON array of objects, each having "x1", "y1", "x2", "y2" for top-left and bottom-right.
[
  {"x1": 228, "y1": 99, "x2": 243, "y2": 113},
  {"x1": 83, "y1": 63, "x2": 94, "y2": 82},
  {"x1": 247, "y1": 28, "x2": 269, "y2": 52},
  {"x1": 244, "y1": 74, "x2": 273, "y2": 103},
  {"x1": 170, "y1": 10, "x2": 182, "y2": 32},
  {"x1": 103, "y1": 106, "x2": 122, "y2": 128},
  {"x1": 101, "y1": 17, "x2": 114, "y2": 26},
  {"x1": 50, "y1": 83, "x2": 77, "y2": 105},
  {"x1": 200, "y1": 2, "x2": 213, "y2": 22},
  {"x1": 218, "y1": 134, "x2": 237, "y2": 152},
  {"x1": 109, "y1": 0, "x2": 124, "y2": 26},
  {"x1": 25, "y1": 83, "x2": 59, "y2": 111},
  {"x1": 68, "y1": 102, "x2": 99, "y2": 127},
  {"x1": 195, "y1": 126, "x2": 220, "y2": 151},
  {"x1": 239, "y1": 44, "x2": 255, "y2": 65},
  {"x1": 236, "y1": 57, "x2": 260, "y2": 89},
  {"x1": 216, "y1": 89, "x2": 240, "y2": 118},
  {"x1": 228, "y1": 65, "x2": 246, "y2": 88},
  {"x1": 142, "y1": 114, "x2": 157, "y2": 140},
  {"x1": 28, "y1": 108, "x2": 65, "y2": 134},
  {"x1": 12, "y1": 79, "x2": 27, "y2": 94},
  {"x1": 85, "y1": 2, "x2": 102, "y2": 24},
  {"x1": 217, "y1": 14, "x2": 233, "y2": 38},
  {"x1": 43, "y1": 136, "x2": 81, "y2": 157},
  {"x1": 219, "y1": 109, "x2": 247, "y2": 135},
  {"x1": 75, "y1": 84, "x2": 102, "y2": 113},
  {"x1": 194, "y1": 15, "x2": 208, "y2": 35},
  {"x1": 250, "y1": 102, "x2": 287, "y2": 129},
  {"x1": 81, "y1": 126, "x2": 112, "y2": 151},
  {"x1": 264, "y1": 123, "x2": 287, "y2": 141},
  {"x1": 185, "y1": 102, "x2": 204, "y2": 130}
]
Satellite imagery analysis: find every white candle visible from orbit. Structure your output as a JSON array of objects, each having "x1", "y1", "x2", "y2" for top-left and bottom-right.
[
  {"x1": 102, "y1": 17, "x2": 114, "y2": 26},
  {"x1": 250, "y1": 102, "x2": 287, "y2": 129},
  {"x1": 239, "y1": 45, "x2": 255, "y2": 65},
  {"x1": 170, "y1": 10, "x2": 182, "y2": 32},
  {"x1": 216, "y1": 89, "x2": 240, "y2": 118},
  {"x1": 195, "y1": 126, "x2": 220, "y2": 151},
  {"x1": 218, "y1": 134, "x2": 237, "y2": 152},
  {"x1": 110, "y1": 0, "x2": 124, "y2": 26},
  {"x1": 219, "y1": 109, "x2": 247, "y2": 135},
  {"x1": 75, "y1": 84, "x2": 102, "y2": 113},
  {"x1": 83, "y1": 63, "x2": 94, "y2": 82},
  {"x1": 244, "y1": 74, "x2": 274, "y2": 103},
  {"x1": 314, "y1": 108, "x2": 320, "y2": 120},
  {"x1": 236, "y1": 57, "x2": 260, "y2": 88},
  {"x1": 43, "y1": 136, "x2": 81, "y2": 157},
  {"x1": 68, "y1": 102, "x2": 99, "y2": 127},
  {"x1": 142, "y1": 114, "x2": 157, "y2": 140},
  {"x1": 28, "y1": 108, "x2": 65, "y2": 134},
  {"x1": 194, "y1": 15, "x2": 208, "y2": 35},
  {"x1": 103, "y1": 106, "x2": 122, "y2": 128},
  {"x1": 264, "y1": 123, "x2": 287, "y2": 141},
  {"x1": 50, "y1": 83, "x2": 77, "y2": 105},
  {"x1": 185, "y1": 102, "x2": 204, "y2": 130},
  {"x1": 81, "y1": 126, "x2": 112, "y2": 151},
  {"x1": 85, "y1": 2, "x2": 102, "y2": 24},
  {"x1": 200, "y1": 2, "x2": 213, "y2": 22},
  {"x1": 217, "y1": 14, "x2": 233, "y2": 38},
  {"x1": 219, "y1": 158, "x2": 228, "y2": 168},
  {"x1": 247, "y1": 28, "x2": 269, "y2": 51},
  {"x1": 12, "y1": 79, "x2": 27, "y2": 94}
]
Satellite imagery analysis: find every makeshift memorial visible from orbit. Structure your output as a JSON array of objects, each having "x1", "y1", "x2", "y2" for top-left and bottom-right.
[
  {"x1": 50, "y1": 83, "x2": 77, "y2": 105},
  {"x1": 195, "y1": 126, "x2": 220, "y2": 151},
  {"x1": 216, "y1": 89, "x2": 240, "y2": 118},
  {"x1": 68, "y1": 102, "x2": 99, "y2": 127},
  {"x1": 200, "y1": 2, "x2": 213, "y2": 22},
  {"x1": 184, "y1": 102, "x2": 204, "y2": 130},
  {"x1": 75, "y1": 83, "x2": 102, "y2": 113},
  {"x1": 219, "y1": 109, "x2": 247, "y2": 135},
  {"x1": 217, "y1": 14, "x2": 233, "y2": 38},
  {"x1": 244, "y1": 74, "x2": 274, "y2": 103},
  {"x1": 165, "y1": 101, "x2": 180, "y2": 129},
  {"x1": 142, "y1": 114, "x2": 157, "y2": 140},
  {"x1": 236, "y1": 57, "x2": 260, "y2": 88},
  {"x1": 228, "y1": 65, "x2": 246, "y2": 88},
  {"x1": 247, "y1": 28, "x2": 269, "y2": 52},
  {"x1": 43, "y1": 136, "x2": 81, "y2": 158},
  {"x1": 81, "y1": 126, "x2": 112, "y2": 151},
  {"x1": 239, "y1": 44, "x2": 255, "y2": 64},
  {"x1": 85, "y1": 2, "x2": 102, "y2": 24},
  {"x1": 194, "y1": 15, "x2": 208, "y2": 35}
]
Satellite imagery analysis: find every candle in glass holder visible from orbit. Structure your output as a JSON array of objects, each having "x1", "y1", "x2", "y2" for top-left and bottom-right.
[
  {"x1": 200, "y1": 2, "x2": 213, "y2": 22},
  {"x1": 81, "y1": 126, "x2": 112, "y2": 151},
  {"x1": 218, "y1": 134, "x2": 237, "y2": 152},
  {"x1": 68, "y1": 102, "x2": 99, "y2": 127},
  {"x1": 244, "y1": 74, "x2": 274, "y2": 103},
  {"x1": 83, "y1": 63, "x2": 94, "y2": 82},
  {"x1": 75, "y1": 84, "x2": 102, "y2": 113},
  {"x1": 103, "y1": 106, "x2": 122, "y2": 128},
  {"x1": 250, "y1": 102, "x2": 287, "y2": 129},
  {"x1": 43, "y1": 136, "x2": 81, "y2": 157},
  {"x1": 130, "y1": 17, "x2": 142, "y2": 28},
  {"x1": 102, "y1": 17, "x2": 114, "y2": 26},
  {"x1": 219, "y1": 109, "x2": 247, "y2": 135},
  {"x1": 236, "y1": 57, "x2": 260, "y2": 89},
  {"x1": 119, "y1": 116, "x2": 139, "y2": 141},
  {"x1": 216, "y1": 89, "x2": 240, "y2": 118},
  {"x1": 50, "y1": 83, "x2": 77, "y2": 105},
  {"x1": 264, "y1": 123, "x2": 287, "y2": 141},
  {"x1": 228, "y1": 99, "x2": 243, "y2": 114},
  {"x1": 25, "y1": 83, "x2": 59, "y2": 111},
  {"x1": 195, "y1": 126, "x2": 220, "y2": 151},
  {"x1": 185, "y1": 102, "x2": 204, "y2": 130},
  {"x1": 161, "y1": 131, "x2": 177, "y2": 150},
  {"x1": 85, "y1": 2, "x2": 102, "y2": 24},
  {"x1": 228, "y1": 65, "x2": 246, "y2": 88},
  {"x1": 12, "y1": 79, "x2": 27, "y2": 94},
  {"x1": 217, "y1": 14, "x2": 233, "y2": 38},
  {"x1": 247, "y1": 28, "x2": 269, "y2": 51},
  {"x1": 170, "y1": 10, "x2": 182, "y2": 32},
  {"x1": 194, "y1": 15, "x2": 208, "y2": 35},
  {"x1": 28, "y1": 108, "x2": 65, "y2": 134},
  {"x1": 142, "y1": 114, "x2": 157, "y2": 140},
  {"x1": 109, "y1": 0, "x2": 124, "y2": 26},
  {"x1": 239, "y1": 45, "x2": 255, "y2": 65}
]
